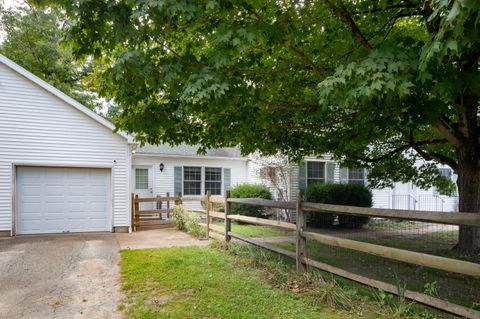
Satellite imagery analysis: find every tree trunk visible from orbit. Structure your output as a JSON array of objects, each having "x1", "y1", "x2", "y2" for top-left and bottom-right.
[{"x1": 456, "y1": 156, "x2": 480, "y2": 254}]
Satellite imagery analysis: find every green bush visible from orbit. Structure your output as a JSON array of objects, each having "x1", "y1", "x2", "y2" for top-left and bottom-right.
[
  {"x1": 230, "y1": 184, "x2": 272, "y2": 219},
  {"x1": 200, "y1": 199, "x2": 225, "y2": 212},
  {"x1": 171, "y1": 205, "x2": 206, "y2": 238},
  {"x1": 305, "y1": 183, "x2": 372, "y2": 229}
]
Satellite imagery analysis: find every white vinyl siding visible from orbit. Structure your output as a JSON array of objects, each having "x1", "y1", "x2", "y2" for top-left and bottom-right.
[
  {"x1": 0, "y1": 63, "x2": 130, "y2": 232},
  {"x1": 132, "y1": 156, "x2": 248, "y2": 209}
]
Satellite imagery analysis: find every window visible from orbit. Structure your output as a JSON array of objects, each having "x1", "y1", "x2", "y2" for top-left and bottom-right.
[
  {"x1": 205, "y1": 167, "x2": 222, "y2": 195},
  {"x1": 183, "y1": 167, "x2": 202, "y2": 195},
  {"x1": 348, "y1": 168, "x2": 365, "y2": 185},
  {"x1": 307, "y1": 161, "x2": 325, "y2": 185},
  {"x1": 439, "y1": 168, "x2": 452, "y2": 179},
  {"x1": 135, "y1": 168, "x2": 149, "y2": 190}
]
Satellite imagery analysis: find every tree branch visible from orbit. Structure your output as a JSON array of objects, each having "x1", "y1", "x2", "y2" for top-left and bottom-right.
[
  {"x1": 436, "y1": 117, "x2": 462, "y2": 148},
  {"x1": 352, "y1": 2, "x2": 419, "y2": 15},
  {"x1": 323, "y1": 0, "x2": 372, "y2": 50},
  {"x1": 411, "y1": 145, "x2": 458, "y2": 170},
  {"x1": 287, "y1": 45, "x2": 326, "y2": 77},
  {"x1": 260, "y1": 100, "x2": 320, "y2": 110}
]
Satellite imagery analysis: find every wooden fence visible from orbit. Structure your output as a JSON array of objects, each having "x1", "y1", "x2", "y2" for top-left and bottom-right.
[
  {"x1": 203, "y1": 190, "x2": 480, "y2": 319},
  {"x1": 131, "y1": 192, "x2": 224, "y2": 232}
]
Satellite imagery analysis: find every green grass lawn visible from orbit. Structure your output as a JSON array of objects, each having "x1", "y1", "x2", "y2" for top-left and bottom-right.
[
  {"x1": 120, "y1": 246, "x2": 347, "y2": 319},
  {"x1": 273, "y1": 237, "x2": 480, "y2": 310},
  {"x1": 213, "y1": 220, "x2": 292, "y2": 237}
]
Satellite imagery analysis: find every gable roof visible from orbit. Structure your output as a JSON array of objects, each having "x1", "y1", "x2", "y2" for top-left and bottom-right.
[
  {"x1": 0, "y1": 54, "x2": 131, "y2": 142},
  {"x1": 137, "y1": 143, "x2": 245, "y2": 159}
]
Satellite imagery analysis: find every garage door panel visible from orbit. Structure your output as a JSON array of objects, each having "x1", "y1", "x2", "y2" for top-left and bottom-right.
[
  {"x1": 45, "y1": 184, "x2": 66, "y2": 195},
  {"x1": 17, "y1": 167, "x2": 111, "y2": 235}
]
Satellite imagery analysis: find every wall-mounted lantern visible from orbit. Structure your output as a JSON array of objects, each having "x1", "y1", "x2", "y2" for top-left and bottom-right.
[{"x1": 159, "y1": 163, "x2": 165, "y2": 172}]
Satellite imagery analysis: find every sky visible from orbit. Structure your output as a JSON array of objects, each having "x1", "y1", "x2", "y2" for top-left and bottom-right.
[
  {"x1": 0, "y1": 0, "x2": 25, "y2": 43},
  {"x1": 2, "y1": 0, "x2": 24, "y2": 9}
]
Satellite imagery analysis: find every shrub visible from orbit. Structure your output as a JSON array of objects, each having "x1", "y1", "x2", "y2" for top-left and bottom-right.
[
  {"x1": 305, "y1": 183, "x2": 372, "y2": 228},
  {"x1": 230, "y1": 184, "x2": 272, "y2": 219},
  {"x1": 200, "y1": 199, "x2": 225, "y2": 212},
  {"x1": 171, "y1": 205, "x2": 206, "y2": 238}
]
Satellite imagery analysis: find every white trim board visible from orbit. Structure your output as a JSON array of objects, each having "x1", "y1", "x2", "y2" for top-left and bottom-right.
[{"x1": 134, "y1": 153, "x2": 248, "y2": 161}]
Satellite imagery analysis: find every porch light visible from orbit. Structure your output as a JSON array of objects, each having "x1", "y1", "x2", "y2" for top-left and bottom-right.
[{"x1": 159, "y1": 163, "x2": 165, "y2": 172}]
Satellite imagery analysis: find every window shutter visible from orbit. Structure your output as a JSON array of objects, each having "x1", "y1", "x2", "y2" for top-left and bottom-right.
[
  {"x1": 174, "y1": 166, "x2": 182, "y2": 196},
  {"x1": 340, "y1": 167, "x2": 348, "y2": 184},
  {"x1": 326, "y1": 162, "x2": 335, "y2": 183},
  {"x1": 364, "y1": 168, "x2": 369, "y2": 186},
  {"x1": 298, "y1": 162, "x2": 306, "y2": 190},
  {"x1": 223, "y1": 168, "x2": 231, "y2": 193}
]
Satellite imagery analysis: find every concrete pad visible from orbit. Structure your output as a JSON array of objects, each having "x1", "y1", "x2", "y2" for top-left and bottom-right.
[
  {"x1": 115, "y1": 227, "x2": 209, "y2": 250},
  {"x1": 0, "y1": 233, "x2": 122, "y2": 319}
]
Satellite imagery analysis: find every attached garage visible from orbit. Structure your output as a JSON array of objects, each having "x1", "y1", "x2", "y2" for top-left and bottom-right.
[
  {"x1": 16, "y1": 167, "x2": 112, "y2": 234},
  {"x1": 0, "y1": 54, "x2": 134, "y2": 236}
]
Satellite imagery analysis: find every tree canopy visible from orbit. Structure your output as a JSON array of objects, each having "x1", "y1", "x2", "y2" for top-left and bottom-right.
[
  {"x1": 0, "y1": 2, "x2": 100, "y2": 110},
  {"x1": 38, "y1": 0, "x2": 480, "y2": 251}
]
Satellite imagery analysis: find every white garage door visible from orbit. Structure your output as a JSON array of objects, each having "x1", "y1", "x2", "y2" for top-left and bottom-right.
[{"x1": 16, "y1": 167, "x2": 111, "y2": 235}]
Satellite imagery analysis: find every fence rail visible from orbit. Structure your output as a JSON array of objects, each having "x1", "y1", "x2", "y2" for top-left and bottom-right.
[
  {"x1": 205, "y1": 192, "x2": 480, "y2": 319},
  {"x1": 131, "y1": 190, "x2": 480, "y2": 318}
]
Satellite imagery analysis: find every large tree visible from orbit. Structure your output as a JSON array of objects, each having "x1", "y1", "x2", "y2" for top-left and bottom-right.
[
  {"x1": 0, "y1": 2, "x2": 100, "y2": 110},
  {"x1": 40, "y1": 0, "x2": 480, "y2": 252}
]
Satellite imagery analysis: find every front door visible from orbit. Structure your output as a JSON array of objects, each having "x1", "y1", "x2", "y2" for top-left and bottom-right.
[{"x1": 134, "y1": 166, "x2": 153, "y2": 210}]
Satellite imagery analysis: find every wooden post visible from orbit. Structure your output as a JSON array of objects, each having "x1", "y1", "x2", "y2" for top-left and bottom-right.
[
  {"x1": 296, "y1": 190, "x2": 306, "y2": 272},
  {"x1": 134, "y1": 194, "x2": 140, "y2": 232},
  {"x1": 224, "y1": 190, "x2": 231, "y2": 242},
  {"x1": 166, "y1": 192, "x2": 170, "y2": 219},
  {"x1": 156, "y1": 194, "x2": 162, "y2": 220},
  {"x1": 131, "y1": 193, "x2": 135, "y2": 232},
  {"x1": 206, "y1": 191, "x2": 211, "y2": 240},
  {"x1": 178, "y1": 192, "x2": 183, "y2": 205}
]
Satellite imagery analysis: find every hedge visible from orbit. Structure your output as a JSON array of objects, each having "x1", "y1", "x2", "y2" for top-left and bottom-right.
[
  {"x1": 230, "y1": 184, "x2": 272, "y2": 219},
  {"x1": 305, "y1": 183, "x2": 372, "y2": 228}
]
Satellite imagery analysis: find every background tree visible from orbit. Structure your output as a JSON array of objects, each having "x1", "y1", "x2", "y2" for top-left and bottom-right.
[
  {"x1": 40, "y1": 0, "x2": 480, "y2": 253},
  {"x1": 0, "y1": 1, "x2": 100, "y2": 110},
  {"x1": 250, "y1": 152, "x2": 293, "y2": 221}
]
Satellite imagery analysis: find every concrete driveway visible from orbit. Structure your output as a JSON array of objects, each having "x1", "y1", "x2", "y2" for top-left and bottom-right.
[{"x1": 0, "y1": 233, "x2": 122, "y2": 319}]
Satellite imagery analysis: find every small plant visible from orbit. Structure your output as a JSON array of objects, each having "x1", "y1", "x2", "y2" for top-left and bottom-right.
[
  {"x1": 230, "y1": 184, "x2": 272, "y2": 220},
  {"x1": 423, "y1": 281, "x2": 438, "y2": 297},
  {"x1": 315, "y1": 279, "x2": 353, "y2": 310},
  {"x1": 171, "y1": 205, "x2": 206, "y2": 238}
]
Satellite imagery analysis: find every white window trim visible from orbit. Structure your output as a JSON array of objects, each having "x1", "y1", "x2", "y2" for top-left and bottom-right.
[
  {"x1": 182, "y1": 166, "x2": 224, "y2": 196},
  {"x1": 306, "y1": 160, "x2": 326, "y2": 185},
  {"x1": 135, "y1": 168, "x2": 149, "y2": 190},
  {"x1": 347, "y1": 168, "x2": 366, "y2": 185}
]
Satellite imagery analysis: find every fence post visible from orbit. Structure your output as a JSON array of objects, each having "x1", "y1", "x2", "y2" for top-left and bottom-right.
[
  {"x1": 134, "y1": 194, "x2": 140, "y2": 232},
  {"x1": 177, "y1": 192, "x2": 183, "y2": 205},
  {"x1": 156, "y1": 194, "x2": 162, "y2": 220},
  {"x1": 166, "y1": 192, "x2": 170, "y2": 219},
  {"x1": 206, "y1": 191, "x2": 211, "y2": 240},
  {"x1": 131, "y1": 193, "x2": 135, "y2": 232},
  {"x1": 224, "y1": 190, "x2": 231, "y2": 242},
  {"x1": 296, "y1": 190, "x2": 306, "y2": 272}
]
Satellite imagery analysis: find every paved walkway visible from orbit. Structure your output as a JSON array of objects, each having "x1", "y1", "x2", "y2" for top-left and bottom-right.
[
  {"x1": 0, "y1": 233, "x2": 122, "y2": 319},
  {"x1": 115, "y1": 228, "x2": 209, "y2": 250}
]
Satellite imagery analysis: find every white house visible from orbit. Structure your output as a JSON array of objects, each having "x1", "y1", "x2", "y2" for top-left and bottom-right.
[
  {"x1": 0, "y1": 53, "x2": 459, "y2": 236},
  {"x1": 131, "y1": 144, "x2": 249, "y2": 210},
  {"x1": 0, "y1": 54, "x2": 250, "y2": 236}
]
